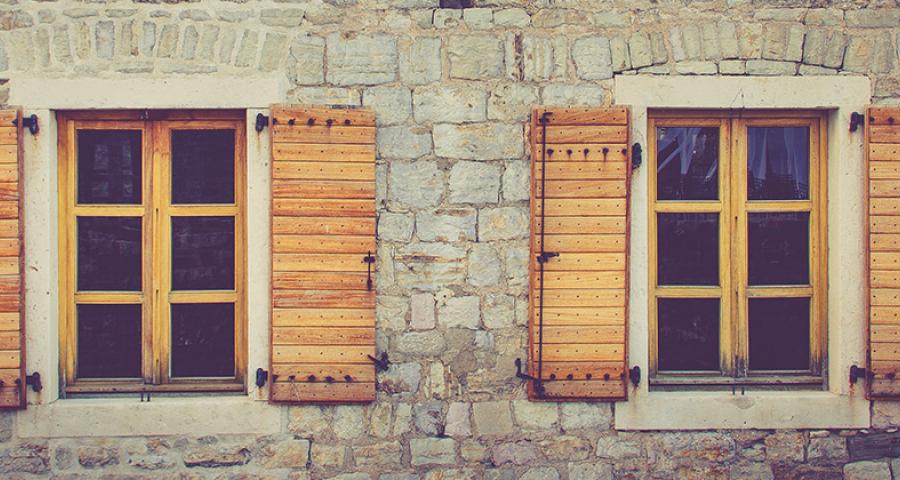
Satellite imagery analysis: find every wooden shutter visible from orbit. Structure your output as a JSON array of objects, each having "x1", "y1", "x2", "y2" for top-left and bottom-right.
[
  {"x1": 0, "y1": 110, "x2": 24, "y2": 408},
  {"x1": 528, "y1": 107, "x2": 630, "y2": 401},
  {"x1": 867, "y1": 106, "x2": 900, "y2": 398},
  {"x1": 269, "y1": 106, "x2": 376, "y2": 403}
]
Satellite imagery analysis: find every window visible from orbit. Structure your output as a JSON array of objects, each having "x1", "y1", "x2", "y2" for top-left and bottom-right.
[
  {"x1": 648, "y1": 110, "x2": 827, "y2": 388},
  {"x1": 57, "y1": 111, "x2": 246, "y2": 394}
]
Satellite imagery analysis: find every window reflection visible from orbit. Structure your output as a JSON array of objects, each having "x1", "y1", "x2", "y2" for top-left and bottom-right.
[
  {"x1": 748, "y1": 127, "x2": 809, "y2": 201},
  {"x1": 657, "y1": 127, "x2": 719, "y2": 201}
]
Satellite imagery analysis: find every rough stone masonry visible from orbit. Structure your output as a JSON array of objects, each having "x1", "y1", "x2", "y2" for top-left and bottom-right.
[{"x1": 0, "y1": 0, "x2": 899, "y2": 478}]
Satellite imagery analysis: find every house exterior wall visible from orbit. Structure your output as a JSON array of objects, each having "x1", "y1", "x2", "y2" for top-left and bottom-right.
[{"x1": 0, "y1": 0, "x2": 898, "y2": 478}]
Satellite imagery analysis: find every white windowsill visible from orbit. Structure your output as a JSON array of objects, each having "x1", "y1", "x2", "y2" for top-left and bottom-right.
[{"x1": 17, "y1": 396, "x2": 283, "y2": 438}]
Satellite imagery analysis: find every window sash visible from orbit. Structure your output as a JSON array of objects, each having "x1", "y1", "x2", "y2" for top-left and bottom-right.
[
  {"x1": 58, "y1": 111, "x2": 247, "y2": 393},
  {"x1": 648, "y1": 110, "x2": 827, "y2": 384}
]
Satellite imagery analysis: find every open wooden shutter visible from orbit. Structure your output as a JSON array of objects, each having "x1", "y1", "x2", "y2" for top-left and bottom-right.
[
  {"x1": 269, "y1": 106, "x2": 376, "y2": 403},
  {"x1": 528, "y1": 106, "x2": 630, "y2": 401},
  {"x1": 867, "y1": 106, "x2": 900, "y2": 398},
  {"x1": 0, "y1": 110, "x2": 24, "y2": 408}
]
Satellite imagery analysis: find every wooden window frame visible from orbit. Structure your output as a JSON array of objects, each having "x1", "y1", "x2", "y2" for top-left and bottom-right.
[
  {"x1": 57, "y1": 110, "x2": 247, "y2": 394},
  {"x1": 648, "y1": 109, "x2": 828, "y2": 388}
]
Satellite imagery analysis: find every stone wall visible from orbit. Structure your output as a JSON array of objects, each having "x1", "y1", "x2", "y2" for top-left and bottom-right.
[{"x1": 1, "y1": 0, "x2": 900, "y2": 478}]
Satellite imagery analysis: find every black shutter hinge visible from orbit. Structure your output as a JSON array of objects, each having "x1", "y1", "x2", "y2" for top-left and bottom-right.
[
  {"x1": 850, "y1": 364, "x2": 872, "y2": 384},
  {"x1": 12, "y1": 114, "x2": 38, "y2": 135},
  {"x1": 363, "y1": 252, "x2": 376, "y2": 291},
  {"x1": 629, "y1": 366, "x2": 641, "y2": 387},
  {"x1": 631, "y1": 143, "x2": 642, "y2": 171},
  {"x1": 849, "y1": 112, "x2": 865, "y2": 133},
  {"x1": 368, "y1": 352, "x2": 390, "y2": 372},
  {"x1": 514, "y1": 358, "x2": 545, "y2": 396},
  {"x1": 255, "y1": 113, "x2": 270, "y2": 133},
  {"x1": 536, "y1": 252, "x2": 559, "y2": 264},
  {"x1": 255, "y1": 368, "x2": 268, "y2": 388},
  {"x1": 19, "y1": 372, "x2": 42, "y2": 392}
]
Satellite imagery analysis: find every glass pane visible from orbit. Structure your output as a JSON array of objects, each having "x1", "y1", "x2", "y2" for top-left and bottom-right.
[
  {"x1": 77, "y1": 217, "x2": 142, "y2": 291},
  {"x1": 657, "y1": 213, "x2": 718, "y2": 286},
  {"x1": 749, "y1": 297, "x2": 810, "y2": 371},
  {"x1": 171, "y1": 130, "x2": 235, "y2": 204},
  {"x1": 658, "y1": 298, "x2": 720, "y2": 371},
  {"x1": 172, "y1": 216, "x2": 235, "y2": 291},
  {"x1": 748, "y1": 212, "x2": 809, "y2": 285},
  {"x1": 748, "y1": 126, "x2": 810, "y2": 200},
  {"x1": 171, "y1": 303, "x2": 235, "y2": 377},
  {"x1": 656, "y1": 126, "x2": 719, "y2": 201},
  {"x1": 77, "y1": 130, "x2": 142, "y2": 204},
  {"x1": 77, "y1": 304, "x2": 141, "y2": 378}
]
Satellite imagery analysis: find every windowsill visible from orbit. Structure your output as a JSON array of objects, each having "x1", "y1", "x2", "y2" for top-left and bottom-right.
[
  {"x1": 615, "y1": 388, "x2": 870, "y2": 430},
  {"x1": 17, "y1": 395, "x2": 281, "y2": 438},
  {"x1": 650, "y1": 374, "x2": 825, "y2": 390}
]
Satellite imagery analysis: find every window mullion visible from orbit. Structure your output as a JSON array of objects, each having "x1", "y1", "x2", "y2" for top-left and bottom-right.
[{"x1": 730, "y1": 117, "x2": 750, "y2": 378}]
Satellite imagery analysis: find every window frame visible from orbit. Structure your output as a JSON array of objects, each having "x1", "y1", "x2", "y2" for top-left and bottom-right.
[
  {"x1": 57, "y1": 110, "x2": 248, "y2": 395},
  {"x1": 648, "y1": 109, "x2": 828, "y2": 388}
]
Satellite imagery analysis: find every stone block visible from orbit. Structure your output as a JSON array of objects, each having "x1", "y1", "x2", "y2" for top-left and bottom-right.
[
  {"x1": 489, "y1": 84, "x2": 538, "y2": 122},
  {"x1": 378, "y1": 212, "x2": 414, "y2": 242},
  {"x1": 494, "y1": 9, "x2": 530, "y2": 27},
  {"x1": 364, "y1": 86, "x2": 412, "y2": 126},
  {"x1": 512, "y1": 400, "x2": 558, "y2": 431},
  {"x1": 417, "y1": 209, "x2": 477, "y2": 242},
  {"x1": 523, "y1": 36, "x2": 567, "y2": 81},
  {"x1": 445, "y1": 402, "x2": 471, "y2": 438},
  {"x1": 448, "y1": 161, "x2": 500, "y2": 204},
  {"x1": 629, "y1": 33, "x2": 652, "y2": 69},
  {"x1": 410, "y1": 438, "x2": 456, "y2": 466},
  {"x1": 568, "y1": 463, "x2": 613, "y2": 480},
  {"x1": 379, "y1": 126, "x2": 432, "y2": 160},
  {"x1": 438, "y1": 296, "x2": 480, "y2": 329},
  {"x1": 541, "y1": 84, "x2": 606, "y2": 105},
  {"x1": 389, "y1": 161, "x2": 444, "y2": 209},
  {"x1": 746, "y1": 59, "x2": 797, "y2": 75},
  {"x1": 327, "y1": 33, "x2": 397, "y2": 86},
  {"x1": 520, "y1": 467, "x2": 560, "y2": 480},
  {"x1": 473, "y1": 401, "x2": 514, "y2": 436},
  {"x1": 259, "y1": 439, "x2": 311, "y2": 469},
  {"x1": 560, "y1": 403, "x2": 612, "y2": 431},
  {"x1": 491, "y1": 441, "x2": 539, "y2": 466},
  {"x1": 400, "y1": 37, "x2": 441, "y2": 85},
  {"x1": 572, "y1": 36, "x2": 613, "y2": 80},
  {"x1": 467, "y1": 243, "x2": 502, "y2": 288},
  {"x1": 478, "y1": 207, "x2": 529, "y2": 241},
  {"x1": 410, "y1": 292, "x2": 436, "y2": 330},
  {"x1": 414, "y1": 85, "x2": 487, "y2": 124},
  {"x1": 448, "y1": 35, "x2": 503, "y2": 80},
  {"x1": 433, "y1": 123, "x2": 523, "y2": 161},
  {"x1": 354, "y1": 441, "x2": 402, "y2": 466},
  {"x1": 844, "y1": 460, "x2": 891, "y2": 480}
]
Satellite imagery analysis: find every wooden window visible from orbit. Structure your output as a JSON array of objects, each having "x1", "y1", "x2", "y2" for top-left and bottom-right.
[
  {"x1": 57, "y1": 110, "x2": 246, "y2": 394},
  {"x1": 649, "y1": 110, "x2": 827, "y2": 387}
]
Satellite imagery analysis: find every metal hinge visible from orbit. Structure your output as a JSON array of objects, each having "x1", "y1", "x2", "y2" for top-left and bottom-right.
[
  {"x1": 363, "y1": 252, "x2": 376, "y2": 291},
  {"x1": 629, "y1": 366, "x2": 641, "y2": 387},
  {"x1": 631, "y1": 143, "x2": 642, "y2": 171},
  {"x1": 536, "y1": 252, "x2": 559, "y2": 264},
  {"x1": 849, "y1": 112, "x2": 865, "y2": 133},
  {"x1": 12, "y1": 114, "x2": 38, "y2": 135},
  {"x1": 17, "y1": 372, "x2": 42, "y2": 392},
  {"x1": 850, "y1": 364, "x2": 872, "y2": 384},
  {"x1": 368, "y1": 352, "x2": 390, "y2": 372},
  {"x1": 256, "y1": 368, "x2": 269, "y2": 388},
  {"x1": 255, "y1": 113, "x2": 270, "y2": 133}
]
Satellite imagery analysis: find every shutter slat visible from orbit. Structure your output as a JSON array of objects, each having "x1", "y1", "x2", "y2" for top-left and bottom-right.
[
  {"x1": 270, "y1": 106, "x2": 376, "y2": 404},
  {"x1": 528, "y1": 106, "x2": 630, "y2": 401},
  {"x1": 868, "y1": 106, "x2": 900, "y2": 399}
]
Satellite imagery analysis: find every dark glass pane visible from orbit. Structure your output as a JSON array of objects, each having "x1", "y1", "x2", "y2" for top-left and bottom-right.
[
  {"x1": 172, "y1": 216, "x2": 234, "y2": 290},
  {"x1": 749, "y1": 297, "x2": 810, "y2": 371},
  {"x1": 77, "y1": 130, "x2": 142, "y2": 204},
  {"x1": 171, "y1": 130, "x2": 235, "y2": 204},
  {"x1": 77, "y1": 217, "x2": 142, "y2": 291},
  {"x1": 657, "y1": 213, "x2": 718, "y2": 286},
  {"x1": 748, "y1": 212, "x2": 809, "y2": 285},
  {"x1": 171, "y1": 303, "x2": 235, "y2": 377},
  {"x1": 77, "y1": 304, "x2": 141, "y2": 378},
  {"x1": 658, "y1": 298, "x2": 720, "y2": 371},
  {"x1": 657, "y1": 126, "x2": 719, "y2": 201},
  {"x1": 748, "y1": 127, "x2": 810, "y2": 200}
]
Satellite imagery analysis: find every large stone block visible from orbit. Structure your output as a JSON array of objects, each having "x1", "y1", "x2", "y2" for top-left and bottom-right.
[
  {"x1": 410, "y1": 292, "x2": 436, "y2": 330},
  {"x1": 468, "y1": 243, "x2": 502, "y2": 288},
  {"x1": 513, "y1": 400, "x2": 558, "y2": 431},
  {"x1": 364, "y1": 86, "x2": 412, "y2": 126},
  {"x1": 449, "y1": 161, "x2": 501, "y2": 204},
  {"x1": 489, "y1": 84, "x2": 538, "y2": 122},
  {"x1": 434, "y1": 124, "x2": 524, "y2": 161},
  {"x1": 438, "y1": 296, "x2": 480, "y2": 329},
  {"x1": 473, "y1": 401, "x2": 514, "y2": 436},
  {"x1": 560, "y1": 403, "x2": 612, "y2": 431},
  {"x1": 448, "y1": 35, "x2": 504, "y2": 80},
  {"x1": 400, "y1": 37, "x2": 441, "y2": 85},
  {"x1": 541, "y1": 84, "x2": 607, "y2": 106},
  {"x1": 445, "y1": 402, "x2": 472, "y2": 438},
  {"x1": 572, "y1": 36, "x2": 613, "y2": 80},
  {"x1": 478, "y1": 207, "x2": 529, "y2": 241},
  {"x1": 378, "y1": 212, "x2": 414, "y2": 242},
  {"x1": 844, "y1": 460, "x2": 891, "y2": 480},
  {"x1": 523, "y1": 36, "x2": 567, "y2": 81},
  {"x1": 410, "y1": 438, "x2": 456, "y2": 466},
  {"x1": 389, "y1": 161, "x2": 443, "y2": 209},
  {"x1": 327, "y1": 32, "x2": 397, "y2": 86},
  {"x1": 417, "y1": 209, "x2": 477, "y2": 242},
  {"x1": 414, "y1": 85, "x2": 487, "y2": 124}
]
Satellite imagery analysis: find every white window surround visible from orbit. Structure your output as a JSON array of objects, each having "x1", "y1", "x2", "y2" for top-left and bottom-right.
[
  {"x1": 614, "y1": 75, "x2": 872, "y2": 430},
  {"x1": 9, "y1": 76, "x2": 287, "y2": 437}
]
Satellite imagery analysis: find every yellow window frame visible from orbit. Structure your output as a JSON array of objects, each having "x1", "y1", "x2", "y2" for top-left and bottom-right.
[
  {"x1": 57, "y1": 110, "x2": 247, "y2": 394},
  {"x1": 648, "y1": 109, "x2": 828, "y2": 387}
]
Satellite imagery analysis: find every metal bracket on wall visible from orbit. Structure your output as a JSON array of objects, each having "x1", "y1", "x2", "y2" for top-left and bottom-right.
[
  {"x1": 629, "y1": 366, "x2": 641, "y2": 387},
  {"x1": 12, "y1": 114, "x2": 38, "y2": 135},
  {"x1": 368, "y1": 352, "x2": 390, "y2": 372},
  {"x1": 631, "y1": 143, "x2": 642, "y2": 171},
  {"x1": 849, "y1": 364, "x2": 872, "y2": 384},
  {"x1": 256, "y1": 368, "x2": 269, "y2": 388},
  {"x1": 255, "y1": 113, "x2": 270, "y2": 133},
  {"x1": 849, "y1": 112, "x2": 866, "y2": 133}
]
